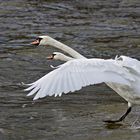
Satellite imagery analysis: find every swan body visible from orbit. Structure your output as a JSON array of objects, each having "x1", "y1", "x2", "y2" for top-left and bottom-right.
[
  {"x1": 46, "y1": 52, "x2": 140, "y2": 104},
  {"x1": 26, "y1": 35, "x2": 140, "y2": 123}
]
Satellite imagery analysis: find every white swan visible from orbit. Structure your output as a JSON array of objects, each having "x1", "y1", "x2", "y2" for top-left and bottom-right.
[{"x1": 26, "y1": 35, "x2": 140, "y2": 123}]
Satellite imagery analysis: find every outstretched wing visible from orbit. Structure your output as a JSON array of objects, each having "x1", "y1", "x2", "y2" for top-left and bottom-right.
[{"x1": 25, "y1": 58, "x2": 134, "y2": 100}]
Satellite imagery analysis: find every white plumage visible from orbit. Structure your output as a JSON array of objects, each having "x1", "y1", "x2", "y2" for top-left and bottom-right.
[
  {"x1": 116, "y1": 55, "x2": 140, "y2": 74},
  {"x1": 27, "y1": 35, "x2": 140, "y2": 123},
  {"x1": 25, "y1": 58, "x2": 134, "y2": 100}
]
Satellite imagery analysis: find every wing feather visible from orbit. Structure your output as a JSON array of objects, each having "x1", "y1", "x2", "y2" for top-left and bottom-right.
[
  {"x1": 25, "y1": 58, "x2": 133, "y2": 100},
  {"x1": 117, "y1": 55, "x2": 140, "y2": 74}
]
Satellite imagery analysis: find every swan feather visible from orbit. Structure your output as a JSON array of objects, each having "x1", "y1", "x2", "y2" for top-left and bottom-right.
[{"x1": 25, "y1": 58, "x2": 134, "y2": 100}]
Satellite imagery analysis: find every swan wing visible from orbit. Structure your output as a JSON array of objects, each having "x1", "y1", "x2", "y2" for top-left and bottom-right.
[{"x1": 25, "y1": 58, "x2": 133, "y2": 100}]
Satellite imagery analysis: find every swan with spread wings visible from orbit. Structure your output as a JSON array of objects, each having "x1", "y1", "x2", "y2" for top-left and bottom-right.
[{"x1": 25, "y1": 36, "x2": 140, "y2": 123}]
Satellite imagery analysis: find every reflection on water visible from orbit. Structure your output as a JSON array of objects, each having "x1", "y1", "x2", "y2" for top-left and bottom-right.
[
  {"x1": 104, "y1": 122, "x2": 124, "y2": 129},
  {"x1": 1, "y1": 0, "x2": 140, "y2": 139}
]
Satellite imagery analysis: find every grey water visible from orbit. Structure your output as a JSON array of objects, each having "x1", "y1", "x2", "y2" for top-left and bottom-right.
[{"x1": 0, "y1": 0, "x2": 140, "y2": 139}]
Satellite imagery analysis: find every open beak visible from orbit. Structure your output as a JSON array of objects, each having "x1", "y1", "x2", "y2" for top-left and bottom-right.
[
  {"x1": 47, "y1": 55, "x2": 54, "y2": 60},
  {"x1": 31, "y1": 39, "x2": 40, "y2": 45}
]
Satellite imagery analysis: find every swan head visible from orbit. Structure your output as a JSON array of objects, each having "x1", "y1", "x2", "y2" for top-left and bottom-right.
[
  {"x1": 47, "y1": 52, "x2": 65, "y2": 60},
  {"x1": 31, "y1": 35, "x2": 55, "y2": 46},
  {"x1": 47, "y1": 52, "x2": 73, "y2": 61}
]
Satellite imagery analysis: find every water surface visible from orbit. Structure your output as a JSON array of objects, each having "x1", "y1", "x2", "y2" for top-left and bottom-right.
[{"x1": 0, "y1": 0, "x2": 140, "y2": 139}]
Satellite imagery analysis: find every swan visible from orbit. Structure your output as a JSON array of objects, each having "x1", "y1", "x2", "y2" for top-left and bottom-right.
[{"x1": 26, "y1": 35, "x2": 140, "y2": 123}]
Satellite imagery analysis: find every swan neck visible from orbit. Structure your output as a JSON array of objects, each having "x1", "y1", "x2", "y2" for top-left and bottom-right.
[{"x1": 49, "y1": 39, "x2": 86, "y2": 59}]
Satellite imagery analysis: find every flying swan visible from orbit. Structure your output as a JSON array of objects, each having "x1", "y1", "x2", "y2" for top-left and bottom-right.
[{"x1": 25, "y1": 35, "x2": 140, "y2": 123}]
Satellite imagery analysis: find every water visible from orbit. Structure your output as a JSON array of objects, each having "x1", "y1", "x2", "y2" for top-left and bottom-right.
[{"x1": 0, "y1": 0, "x2": 140, "y2": 139}]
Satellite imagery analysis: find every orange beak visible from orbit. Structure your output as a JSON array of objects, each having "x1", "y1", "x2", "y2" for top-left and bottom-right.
[
  {"x1": 47, "y1": 55, "x2": 53, "y2": 60},
  {"x1": 31, "y1": 39, "x2": 40, "y2": 45}
]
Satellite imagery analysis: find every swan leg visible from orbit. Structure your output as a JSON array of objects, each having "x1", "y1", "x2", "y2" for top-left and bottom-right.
[
  {"x1": 104, "y1": 102, "x2": 132, "y2": 123},
  {"x1": 104, "y1": 107, "x2": 131, "y2": 123}
]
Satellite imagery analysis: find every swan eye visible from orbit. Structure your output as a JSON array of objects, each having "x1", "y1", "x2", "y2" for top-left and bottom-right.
[
  {"x1": 36, "y1": 38, "x2": 42, "y2": 42},
  {"x1": 47, "y1": 53, "x2": 56, "y2": 60},
  {"x1": 52, "y1": 53, "x2": 56, "y2": 57}
]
